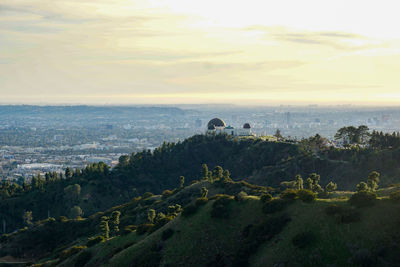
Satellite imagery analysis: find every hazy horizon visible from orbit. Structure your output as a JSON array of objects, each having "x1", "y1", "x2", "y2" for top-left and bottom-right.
[{"x1": 1, "y1": 0, "x2": 400, "y2": 105}]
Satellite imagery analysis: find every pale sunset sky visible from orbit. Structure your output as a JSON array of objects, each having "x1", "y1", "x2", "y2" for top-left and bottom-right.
[{"x1": 1, "y1": 0, "x2": 400, "y2": 105}]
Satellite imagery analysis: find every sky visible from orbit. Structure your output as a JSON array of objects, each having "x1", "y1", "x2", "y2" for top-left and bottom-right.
[{"x1": 1, "y1": 0, "x2": 400, "y2": 105}]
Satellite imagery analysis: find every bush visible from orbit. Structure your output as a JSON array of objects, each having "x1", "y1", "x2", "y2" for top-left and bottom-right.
[
  {"x1": 75, "y1": 250, "x2": 92, "y2": 267},
  {"x1": 210, "y1": 196, "x2": 234, "y2": 218},
  {"x1": 280, "y1": 189, "x2": 298, "y2": 200},
  {"x1": 262, "y1": 199, "x2": 290, "y2": 214},
  {"x1": 260, "y1": 193, "x2": 273, "y2": 203},
  {"x1": 142, "y1": 192, "x2": 154, "y2": 199},
  {"x1": 234, "y1": 191, "x2": 248, "y2": 202},
  {"x1": 86, "y1": 236, "x2": 105, "y2": 247},
  {"x1": 349, "y1": 191, "x2": 377, "y2": 208},
  {"x1": 182, "y1": 204, "x2": 199, "y2": 217},
  {"x1": 162, "y1": 190, "x2": 173, "y2": 199},
  {"x1": 292, "y1": 231, "x2": 317, "y2": 248},
  {"x1": 195, "y1": 197, "x2": 208, "y2": 206},
  {"x1": 136, "y1": 223, "x2": 154, "y2": 235},
  {"x1": 161, "y1": 228, "x2": 175, "y2": 241},
  {"x1": 297, "y1": 189, "x2": 316, "y2": 203},
  {"x1": 389, "y1": 190, "x2": 400, "y2": 201}
]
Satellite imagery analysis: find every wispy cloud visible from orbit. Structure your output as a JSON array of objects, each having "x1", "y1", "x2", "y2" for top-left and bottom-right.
[{"x1": 244, "y1": 26, "x2": 385, "y2": 50}]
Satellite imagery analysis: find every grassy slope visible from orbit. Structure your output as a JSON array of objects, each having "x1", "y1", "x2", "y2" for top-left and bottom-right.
[{"x1": 58, "y1": 193, "x2": 400, "y2": 267}]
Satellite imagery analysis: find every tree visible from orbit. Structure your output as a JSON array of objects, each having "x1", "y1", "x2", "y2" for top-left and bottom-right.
[
  {"x1": 325, "y1": 181, "x2": 338, "y2": 193},
  {"x1": 222, "y1": 170, "x2": 231, "y2": 182},
  {"x1": 179, "y1": 176, "x2": 185, "y2": 189},
  {"x1": 367, "y1": 171, "x2": 380, "y2": 191},
  {"x1": 69, "y1": 206, "x2": 83, "y2": 219},
  {"x1": 23, "y1": 211, "x2": 33, "y2": 226},
  {"x1": 111, "y1": 211, "x2": 121, "y2": 235},
  {"x1": 147, "y1": 209, "x2": 156, "y2": 224},
  {"x1": 65, "y1": 167, "x2": 73, "y2": 179},
  {"x1": 201, "y1": 164, "x2": 209, "y2": 180},
  {"x1": 274, "y1": 129, "x2": 283, "y2": 139},
  {"x1": 213, "y1": 166, "x2": 223, "y2": 181},
  {"x1": 305, "y1": 178, "x2": 313, "y2": 190},
  {"x1": 64, "y1": 184, "x2": 81, "y2": 204},
  {"x1": 100, "y1": 216, "x2": 110, "y2": 239},
  {"x1": 118, "y1": 155, "x2": 130, "y2": 167},
  {"x1": 295, "y1": 175, "x2": 303, "y2": 190},
  {"x1": 356, "y1": 182, "x2": 369, "y2": 192},
  {"x1": 201, "y1": 187, "x2": 208, "y2": 198}
]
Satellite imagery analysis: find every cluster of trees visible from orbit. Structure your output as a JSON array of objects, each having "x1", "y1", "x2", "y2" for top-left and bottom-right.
[
  {"x1": 335, "y1": 125, "x2": 400, "y2": 149},
  {"x1": 100, "y1": 211, "x2": 121, "y2": 239},
  {"x1": 280, "y1": 173, "x2": 337, "y2": 195}
]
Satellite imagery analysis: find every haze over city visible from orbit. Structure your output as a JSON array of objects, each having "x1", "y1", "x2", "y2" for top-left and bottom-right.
[{"x1": 1, "y1": 0, "x2": 400, "y2": 105}]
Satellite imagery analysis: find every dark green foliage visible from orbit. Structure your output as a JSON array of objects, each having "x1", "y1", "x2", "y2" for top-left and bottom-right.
[
  {"x1": 142, "y1": 192, "x2": 154, "y2": 199},
  {"x1": 233, "y1": 214, "x2": 291, "y2": 267},
  {"x1": 161, "y1": 228, "x2": 175, "y2": 241},
  {"x1": 349, "y1": 191, "x2": 377, "y2": 208},
  {"x1": 292, "y1": 231, "x2": 317, "y2": 249},
  {"x1": 297, "y1": 189, "x2": 316, "y2": 203},
  {"x1": 162, "y1": 190, "x2": 173, "y2": 199},
  {"x1": 260, "y1": 193, "x2": 273, "y2": 203},
  {"x1": 100, "y1": 216, "x2": 109, "y2": 239},
  {"x1": 136, "y1": 223, "x2": 154, "y2": 235},
  {"x1": 280, "y1": 189, "x2": 298, "y2": 200},
  {"x1": 234, "y1": 191, "x2": 248, "y2": 202},
  {"x1": 86, "y1": 236, "x2": 105, "y2": 247},
  {"x1": 389, "y1": 190, "x2": 400, "y2": 201},
  {"x1": 210, "y1": 196, "x2": 234, "y2": 218},
  {"x1": 75, "y1": 250, "x2": 92, "y2": 267},
  {"x1": 262, "y1": 199, "x2": 291, "y2": 214},
  {"x1": 111, "y1": 211, "x2": 121, "y2": 235},
  {"x1": 195, "y1": 197, "x2": 208, "y2": 206},
  {"x1": 122, "y1": 225, "x2": 137, "y2": 234}
]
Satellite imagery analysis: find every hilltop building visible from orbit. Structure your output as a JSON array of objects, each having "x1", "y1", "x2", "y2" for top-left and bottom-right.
[{"x1": 206, "y1": 118, "x2": 254, "y2": 136}]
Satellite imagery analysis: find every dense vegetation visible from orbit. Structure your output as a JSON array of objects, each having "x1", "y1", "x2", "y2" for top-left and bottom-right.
[{"x1": 3, "y1": 131, "x2": 400, "y2": 232}]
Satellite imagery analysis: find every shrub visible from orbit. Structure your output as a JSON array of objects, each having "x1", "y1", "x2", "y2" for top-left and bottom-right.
[
  {"x1": 136, "y1": 223, "x2": 154, "y2": 235},
  {"x1": 234, "y1": 191, "x2": 248, "y2": 202},
  {"x1": 292, "y1": 231, "x2": 317, "y2": 248},
  {"x1": 142, "y1": 192, "x2": 154, "y2": 199},
  {"x1": 389, "y1": 190, "x2": 400, "y2": 201},
  {"x1": 209, "y1": 194, "x2": 233, "y2": 200},
  {"x1": 162, "y1": 190, "x2": 173, "y2": 199},
  {"x1": 86, "y1": 236, "x2": 105, "y2": 247},
  {"x1": 280, "y1": 189, "x2": 298, "y2": 200},
  {"x1": 297, "y1": 189, "x2": 316, "y2": 203},
  {"x1": 210, "y1": 196, "x2": 234, "y2": 218},
  {"x1": 260, "y1": 193, "x2": 273, "y2": 203},
  {"x1": 262, "y1": 199, "x2": 290, "y2": 214},
  {"x1": 349, "y1": 191, "x2": 377, "y2": 208},
  {"x1": 161, "y1": 228, "x2": 175, "y2": 241},
  {"x1": 195, "y1": 197, "x2": 208, "y2": 206},
  {"x1": 75, "y1": 250, "x2": 92, "y2": 267}
]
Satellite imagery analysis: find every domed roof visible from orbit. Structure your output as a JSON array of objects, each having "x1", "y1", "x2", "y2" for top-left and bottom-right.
[
  {"x1": 208, "y1": 124, "x2": 216, "y2": 130},
  {"x1": 207, "y1": 118, "x2": 226, "y2": 128},
  {"x1": 243, "y1": 123, "x2": 251, "y2": 129}
]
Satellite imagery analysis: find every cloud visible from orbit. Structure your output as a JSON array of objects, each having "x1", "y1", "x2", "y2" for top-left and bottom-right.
[{"x1": 243, "y1": 26, "x2": 385, "y2": 50}]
